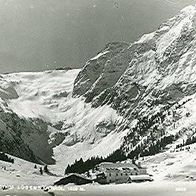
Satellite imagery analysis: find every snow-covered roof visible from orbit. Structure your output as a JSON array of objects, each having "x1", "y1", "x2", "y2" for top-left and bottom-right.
[
  {"x1": 65, "y1": 173, "x2": 91, "y2": 180},
  {"x1": 98, "y1": 162, "x2": 137, "y2": 169},
  {"x1": 129, "y1": 175, "x2": 152, "y2": 181}
]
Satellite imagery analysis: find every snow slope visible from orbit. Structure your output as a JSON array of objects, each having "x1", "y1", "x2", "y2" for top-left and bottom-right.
[
  {"x1": 0, "y1": 154, "x2": 60, "y2": 186},
  {"x1": 5, "y1": 69, "x2": 80, "y2": 122},
  {"x1": 0, "y1": 69, "x2": 127, "y2": 174},
  {"x1": 143, "y1": 143, "x2": 196, "y2": 182}
]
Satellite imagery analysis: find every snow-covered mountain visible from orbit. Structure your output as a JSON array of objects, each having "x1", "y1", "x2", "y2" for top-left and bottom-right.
[
  {"x1": 73, "y1": 5, "x2": 196, "y2": 157},
  {"x1": 1, "y1": 5, "x2": 196, "y2": 180}
]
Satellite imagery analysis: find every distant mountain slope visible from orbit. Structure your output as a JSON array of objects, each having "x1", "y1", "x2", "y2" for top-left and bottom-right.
[{"x1": 0, "y1": 70, "x2": 127, "y2": 174}]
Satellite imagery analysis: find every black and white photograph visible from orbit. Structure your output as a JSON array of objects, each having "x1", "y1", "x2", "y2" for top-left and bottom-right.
[{"x1": 1, "y1": 0, "x2": 196, "y2": 195}]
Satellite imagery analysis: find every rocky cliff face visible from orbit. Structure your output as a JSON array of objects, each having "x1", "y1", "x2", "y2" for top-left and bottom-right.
[
  {"x1": 73, "y1": 6, "x2": 196, "y2": 155},
  {"x1": 0, "y1": 111, "x2": 54, "y2": 164},
  {"x1": 73, "y1": 42, "x2": 129, "y2": 102}
]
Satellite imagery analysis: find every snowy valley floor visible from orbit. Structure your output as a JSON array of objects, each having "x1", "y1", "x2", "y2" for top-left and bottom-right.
[
  {"x1": 0, "y1": 182, "x2": 196, "y2": 196},
  {"x1": 1, "y1": 143, "x2": 196, "y2": 187},
  {"x1": 1, "y1": 144, "x2": 196, "y2": 195}
]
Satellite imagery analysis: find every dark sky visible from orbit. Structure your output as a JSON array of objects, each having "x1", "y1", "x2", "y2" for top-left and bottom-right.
[{"x1": 0, "y1": 0, "x2": 196, "y2": 73}]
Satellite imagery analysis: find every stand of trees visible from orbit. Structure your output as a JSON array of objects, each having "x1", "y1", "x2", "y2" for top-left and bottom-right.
[
  {"x1": 65, "y1": 134, "x2": 176, "y2": 175},
  {"x1": 104, "y1": 149, "x2": 127, "y2": 162},
  {"x1": 65, "y1": 149, "x2": 128, "y2": 175},
  {"x1": 140, "y1": 135, "x2": 176, "y2": 157},
  {"x1": 176, "y1": 136, "x2": 196, "y2": 149},
  {"x1": 65, "y1": 135, "x2": 176, "y2": 175},
  {"x1": 126, "y1": 135, "x2": 176, "y2": 159},
  {"x1": 65, "y1": 157, "x2": 104, "y2": 174},
  {"x1": 0, "y1": 152, "x2": 14, "y2": 163}
]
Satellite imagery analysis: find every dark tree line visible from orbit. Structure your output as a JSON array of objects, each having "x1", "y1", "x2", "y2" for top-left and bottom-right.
[
  {"x1": 65, "y1": 134, "x2": 178, "y2": 175},
  {"x1": 65, "y1": 150, "x2": 128, "y2": 175},
  {"x1": 140, "y1": 135, "x2": 176, "y2": 157},
  {"x1": 123, "y1": 111, "x2": 167, "y2": 151},
  {"x1": 176, "y1": 136, "x2": 196, "y2": 149},
  {"x1": 65, "y1": 134, "x2": 177, "y2": 175},
  {"x1": 0, "y1": 152, "x2": 14, "y2": 163},
  {"x1": 104, "y1": 149, "x2": 127, "y2": 162},
  {"x1": 65, "y1": 157, "x2": 104, "y2": 174},
  {"x1": 127, "y1": 135, "x2": 176, "y2": 159}
]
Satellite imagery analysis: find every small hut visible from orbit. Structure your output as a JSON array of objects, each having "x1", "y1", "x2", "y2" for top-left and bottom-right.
[{"x1": 54, "y1": 173, "x2": 92, "y2": 186}]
